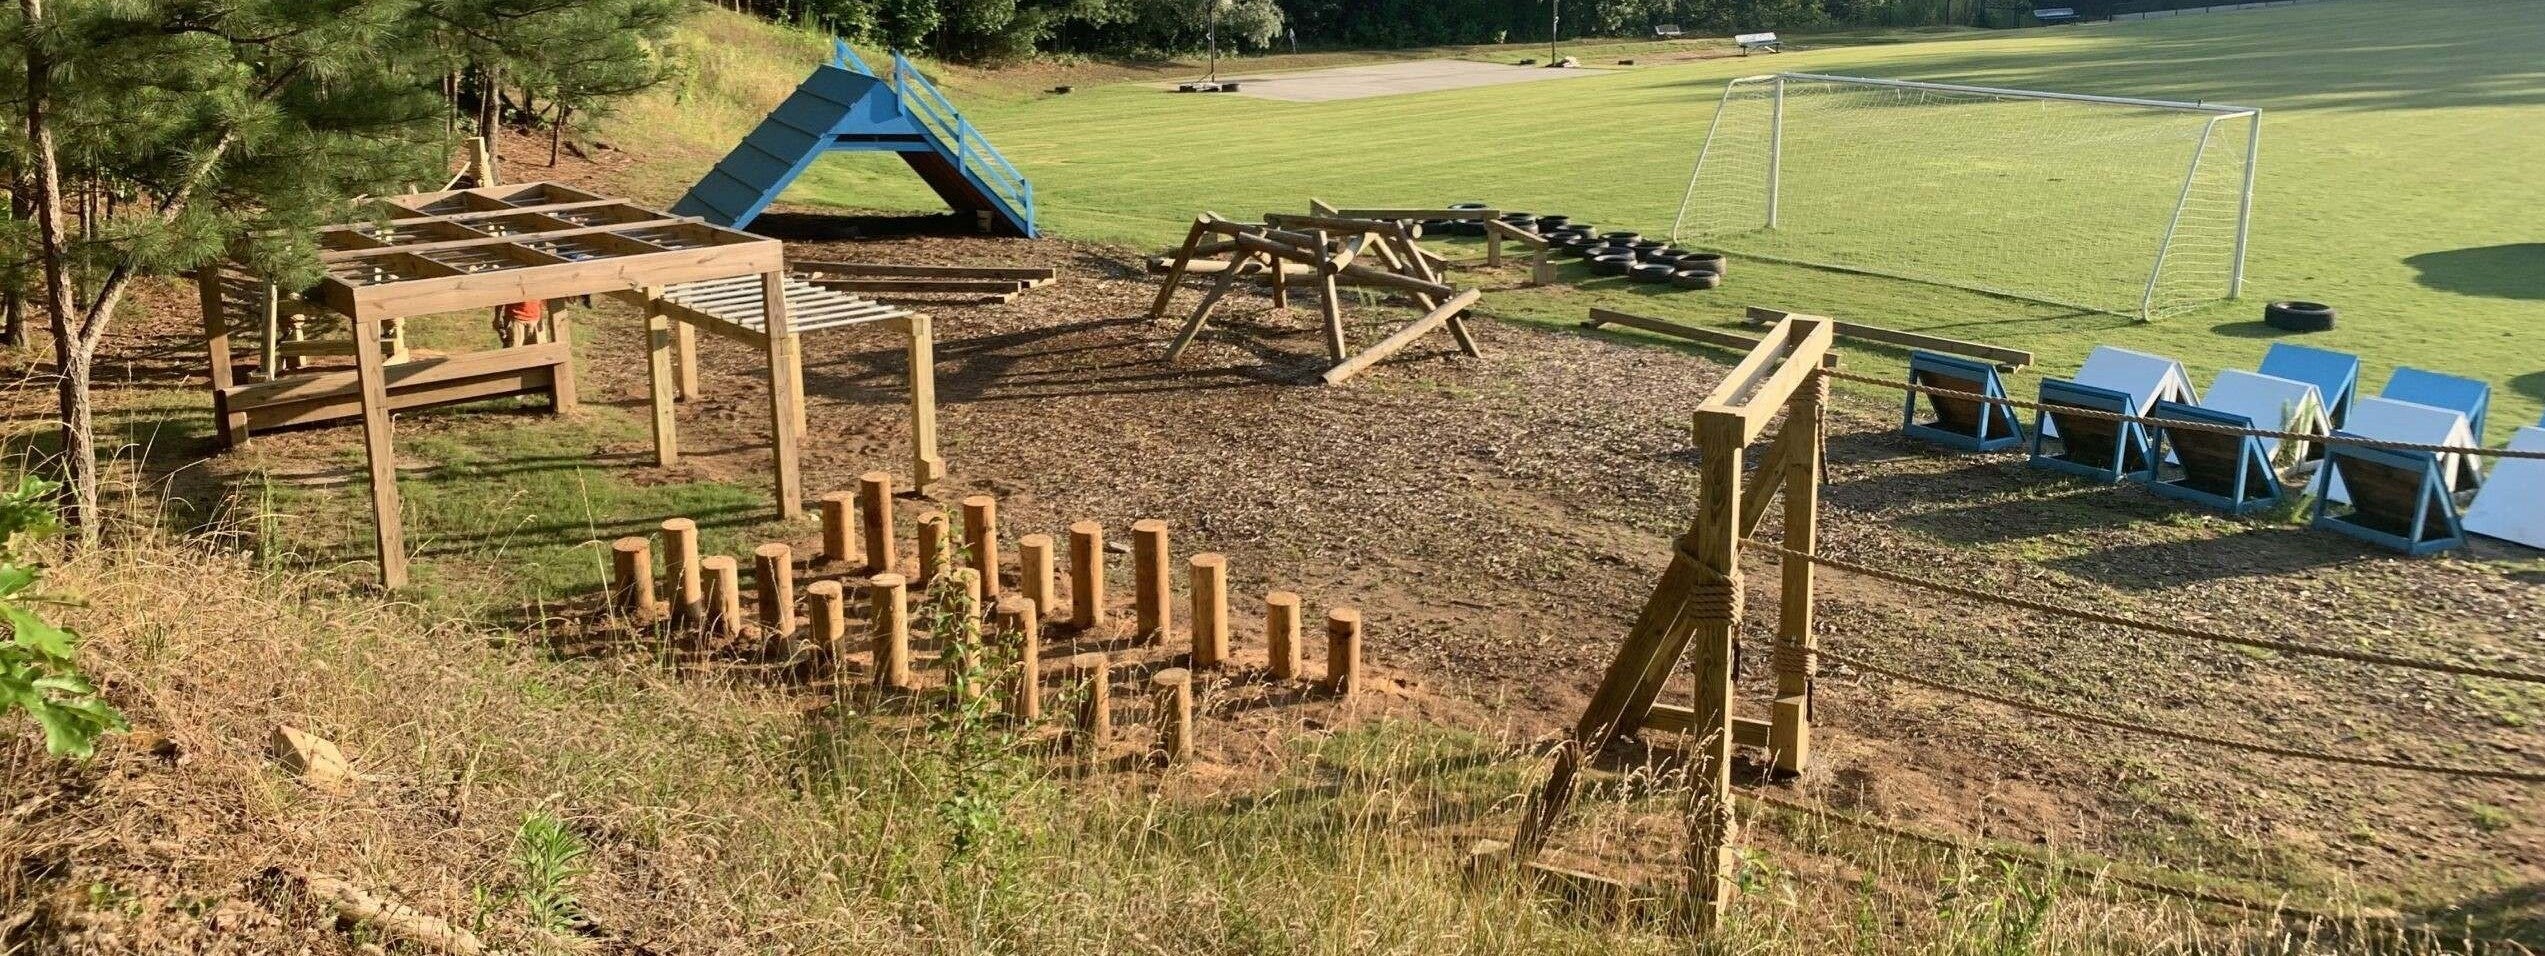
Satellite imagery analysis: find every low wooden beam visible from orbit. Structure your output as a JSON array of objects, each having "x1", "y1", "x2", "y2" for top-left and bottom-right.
[
  {"x1": 1743, "y1": 305, "x2": 2030, "y2": 370},
  {"x1": 1583, "y1": 308, "x2": 1764, "y2": 351}
]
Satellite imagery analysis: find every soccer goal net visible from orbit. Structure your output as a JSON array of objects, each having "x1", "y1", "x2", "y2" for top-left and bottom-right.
[{"x1": 1670, "y1": 73, "x2": 2259, "y2": 321}]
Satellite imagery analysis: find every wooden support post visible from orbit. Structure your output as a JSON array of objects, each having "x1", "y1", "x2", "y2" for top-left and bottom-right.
[
  {"x1": 1151, "y1": 667, "x2": 1193, "y2": 764},
  {"x1": 1269, "y1": 252, "x2": 1289, "y2": 309},
  {"x1": 1681, "y1": 411, "x2": 1747, "y2": 932},
  {"x1": 1325, "y1": 608, "x2": 1362, "y2": 697},
  {"x1": 642, "y1": 289, "x2": 679, "y2": 466},
  {"x1": 754, "y1": 543, "x2": 796, "y2": 636},
  {"x1": 198, "y1": 267, "x2": 245, "y2": 445},
  {"x1": 870, "y1": 573, "x2": 914, "y2": 691},
  {"x1": 961, "y1": 495, "x2": 1001, "y2": 598},
  {"x1": 1771, "y1": 357, "x2": 1832, "y2": 776},
  {"x1": 674, "y1": 319, "x2": 698, "y2": 401},
  {"x1": 1069, "y1": 521, "x2": 1105, "y2": 631},
  {"x1": 1532, "y1": 243, "x2": 1556, "y2": 287},
  {"x1": 858, "y1": 472, "x2": 895, "y2": 575},
  {"x1": 917, "y1": 512, "x2": 950, "y2": 587},
  {"x1": 349, "y1": 312, "x2": 408, "y2": 589},
  {"x1": 787, "y1": 331, "x2": 807, "y2": 438},
  {"x1": 762, "y1": 272, "x2": 804, "y2": 519},
  {"x1": 547, "y1": 305, "x2": 578, "y2": 413},
  {"x1": 609, "y1": 537, "x2": 657, "y2": 623},
  {"x1": 806, "y1": 580, "x2": 847, "y2": 667},
  {"x1": 1316, "y1": 231, "x2": 1348, "y2": 362},
  {"x1": 1146, "y1": 217, "x2": 1210, "y2": 320},
  {"x1": 256, "y1": 283, "x2": 281, "y2": 383},
  {"x1": 1265, "y1": 591, "x2": 1302, "y2": 680},
  {"x1": 905, "y1": 313, "x2": 944, "y2": 487},
  {"x1": 1131, "y1": 519, "x2": 1171, "y2": 645},
  {"x1": 1188, "y1": 553, "x2": 1228, "y2": 669},
  {"x1": 1164, "y1": 255, "x2": 1245, "y2": 362},
  {"x1": 819, "y1": 491, "x2": 856, "y2": 565},
  {"x1": 701, "y1": 555, "x2": 744, "y2": 642},
  {"x1": 994, "y1": 596, "x2": 1042, "y2": 720},
  {"x1": 1485, "y1": 225, "x2": 1503, "y2": 267},
  {"x1": 1019, "y1": 534, "x2": 1056, "y2": 618},
  {"x1": 661, "y1": 518, "x2": 702, "y2": 625}
]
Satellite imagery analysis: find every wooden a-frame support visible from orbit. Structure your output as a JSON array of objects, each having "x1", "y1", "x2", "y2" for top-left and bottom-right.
[
  {"x1": 1502, "y1": 313, "x2": 1834, "y2": 932},
  {"x1": 1149, "y1": 208, "x2": 1486, "y2": 384}
]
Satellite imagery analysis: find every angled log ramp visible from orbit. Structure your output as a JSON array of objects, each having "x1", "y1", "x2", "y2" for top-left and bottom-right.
[
  {"x1": 1512, "y1": 312, "x2": 1835, "y2": 933},
  {"x1": 1149, "y1": 207, "x2": 1487, "y2": 383}
]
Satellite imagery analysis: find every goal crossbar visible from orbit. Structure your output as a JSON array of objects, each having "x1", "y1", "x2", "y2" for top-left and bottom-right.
[{"x1": 1756, "y1": 72, "x2": 2259, "y2": 117}]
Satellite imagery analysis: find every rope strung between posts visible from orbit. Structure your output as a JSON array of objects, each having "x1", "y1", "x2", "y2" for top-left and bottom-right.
[
  {"x1": 1743, "y1": 539, "x2": 2545, "y2": 685},
  {"x1": 1807, "y1": 644, "x2": 2543, "y2": 782},
  {"x1": 1824, "y1": 368, "x2": 2545, "y2": 460}
]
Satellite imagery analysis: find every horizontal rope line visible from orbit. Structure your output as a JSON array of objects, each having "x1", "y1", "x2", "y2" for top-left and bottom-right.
[
  {"x1": 1811, "y1": 645, "x2": 2544, "y2": 782},
  {"x1": 1743, "y1": 540, "x2": 2545, "y2": 684},
  {"x1": 1826, "y1": 368, "x2": 2545, "y2": 460}
]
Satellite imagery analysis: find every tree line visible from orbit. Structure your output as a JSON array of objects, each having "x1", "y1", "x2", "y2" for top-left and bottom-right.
[{"x1": 754, "y1": 0, "x2": 2037, "y2": 62}]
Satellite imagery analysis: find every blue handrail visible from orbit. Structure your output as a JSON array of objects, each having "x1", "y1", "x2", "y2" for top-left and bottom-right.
[
  {"x1": 830, "y1": 39, "x2": 875, "y2": 76},
  {"x1": 886, "y1": 51, "x2": 1032, "y2": 231}
]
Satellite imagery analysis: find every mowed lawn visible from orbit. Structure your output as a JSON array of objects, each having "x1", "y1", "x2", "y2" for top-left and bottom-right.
[{"x1": 784, "y1": 0, "x2": 2545, "y2": 441}]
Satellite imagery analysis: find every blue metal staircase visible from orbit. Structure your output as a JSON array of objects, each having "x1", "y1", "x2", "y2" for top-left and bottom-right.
[{"x1": 674, "y1": 42, "x2": 1035, "y2": 237}]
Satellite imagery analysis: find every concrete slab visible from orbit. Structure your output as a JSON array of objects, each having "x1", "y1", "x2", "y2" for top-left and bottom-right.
[{"x1": 1187, "y1": 60, "x2": 1605, "y2": 104}]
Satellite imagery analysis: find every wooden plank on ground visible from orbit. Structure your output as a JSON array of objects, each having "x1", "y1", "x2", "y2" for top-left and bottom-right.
[
  {"x1": 806, "y1": 278, "x2": 1028, "y2": 295},
  {"x1": 790, "y1": 261, "x2": 1055, "y2": 282},
  {"x1": 1743, "y1": 305, "x2": 2029, "y2": 370}
]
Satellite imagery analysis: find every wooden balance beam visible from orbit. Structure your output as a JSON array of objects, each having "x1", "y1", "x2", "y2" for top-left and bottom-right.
[
  {"x1": 213, "y1": 340, "x2": 571, "y2": 448},
  {"x1": 1745, "y1": 306, "x2": 2030, "y2": 371}
]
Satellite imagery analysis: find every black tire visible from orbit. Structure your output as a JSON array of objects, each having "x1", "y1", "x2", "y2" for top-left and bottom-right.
[
  {"x1": 1673, "y1": 269, "x2": 1723, "y2": 289},
  {"x1": 1600, "y1": 231, "x2": 1641, "y2": 245},
  {"x1": 1675, "y1": 252, "x2": 1726, "y2": 275},
  {"x1": 1565, "y1": 241, "x2": 1604, "y2": 259},
  {"x1": 1591, "y1": 253, "x2": 1637, "y2": 276},
  {"x1": 1629, "y1": 263, "x2": 1675, "y2": 284},
  {"x1": 1449, "y1": 202, "x2": 1490, "y2": 214},
  {"x1": 1537, "y1": 215, "x2": 1571, "y2": 230},
  {"x1": 2264, "y1": 300, "x2": 2336, "y2": 332},
  {"x1": 1634, "y1": 244, "x2": 1675, "y2": 262}
]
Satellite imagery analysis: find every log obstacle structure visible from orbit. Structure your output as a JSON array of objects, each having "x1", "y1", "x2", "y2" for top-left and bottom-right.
[
  {"x1": 1482, "y1": 310, "x2": 2545, "y2": 934},
  {"x1": 793, "y1": 260, "x2": 1059, "y2": 306},
  {"x1": 196, "y1": 182, "x2": 945, "y2": 590},
  {"x1": 599, "y1": 476, "x2": 1391, "y2": 767},
  {"x1": 1147, "y1": 209, "x2": 1488, "y2": 385}
]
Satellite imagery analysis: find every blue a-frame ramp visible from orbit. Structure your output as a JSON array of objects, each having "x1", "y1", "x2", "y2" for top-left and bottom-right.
[{"x1": 674, "y1": 43, "x2": 1036, "y2": 237}]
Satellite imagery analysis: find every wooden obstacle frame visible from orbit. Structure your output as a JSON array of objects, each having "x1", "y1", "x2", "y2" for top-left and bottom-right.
[
  {"x1": 792, "y1": 259, "x2": 1058, "y2": 305},
  {"x1": 200, "y1": 182, "x2": 943, "y2": 590},
  {"x1": 2141, "y1": 401, "x2": 2283, "y2": 514},
  {"x1": 2027, "y1": 380, "x2": 2155, "y2": 483},
  {"x1": 1146, "y1": 208, "x2": 1487, "y2": 384},
  {"x1": 2309, "y1": 440, "x2": 2466, "y2": 554},
  {"x1": 1506, "y1": 312, "x2": 1835, "y2": 931},
  {"x1": 1901, "y1": 351, "x2": 2024, "y2": 452}
]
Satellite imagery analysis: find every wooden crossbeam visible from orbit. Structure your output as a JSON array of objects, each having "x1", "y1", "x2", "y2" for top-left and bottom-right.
[
  {"x1": 1321, "y1": 288, "x2": 1482, "y2": 385},
  {"x1": 1584, "y1": 308, "x2": 1763, "y2": 350},
  {"x1": 790, "y1": 260, "x2": 1056, "y2": 282},
  {"x1": 1743, "y1": 305, "x2": 2029, "y2": 370}
]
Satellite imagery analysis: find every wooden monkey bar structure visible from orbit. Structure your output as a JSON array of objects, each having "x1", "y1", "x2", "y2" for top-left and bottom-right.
[
  {"x1": 198, "y1": 182, "x2": 942, "y2": 590},
  {"x1": 1146, "y1": 207, "x2": 1488, "y2": 385},
  {"x1": 1497, "y1": 312, "x2": 1836, "y2": 930}
]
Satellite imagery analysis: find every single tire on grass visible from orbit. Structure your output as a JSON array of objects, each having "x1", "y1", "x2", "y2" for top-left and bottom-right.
[
  {"x1": 2263, "y1": 300, "x2": 2336, "y2": 332},
  {"x1": 1673, "y1": 268, "x2": 1724, "y2": 290}
]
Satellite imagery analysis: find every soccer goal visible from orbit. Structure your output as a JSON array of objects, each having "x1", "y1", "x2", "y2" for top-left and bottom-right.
[{"x1": 1670, "y1": 73, "x2": 2260, "y2": 321}]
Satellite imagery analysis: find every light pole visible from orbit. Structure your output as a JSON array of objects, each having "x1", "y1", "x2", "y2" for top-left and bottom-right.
[{"x1": 1549, "y1": 1, "x2": 1561, "y2": 65}]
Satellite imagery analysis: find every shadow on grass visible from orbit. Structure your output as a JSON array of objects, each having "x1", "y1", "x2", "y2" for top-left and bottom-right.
[
  {"x1": 2403, "y1": 244, "x2": 2545, "y2": 302},
  {"x1": 2041, "y1": 524, "x2": 2360, "y2": 589}
]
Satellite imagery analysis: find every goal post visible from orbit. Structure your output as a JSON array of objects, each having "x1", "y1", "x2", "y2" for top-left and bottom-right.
[{"x1": 1671, "y1": 72, "x2": 2260, "y2": 321}]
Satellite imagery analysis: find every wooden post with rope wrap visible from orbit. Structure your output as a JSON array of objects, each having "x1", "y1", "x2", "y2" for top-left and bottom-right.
[{"x1": 1504, "y1": 313, "x2": 1832, "y2": 935}]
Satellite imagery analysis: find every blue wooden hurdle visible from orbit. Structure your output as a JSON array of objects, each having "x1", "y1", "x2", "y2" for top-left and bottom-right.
[
  {"x1": 2309, "y1": 438, "x2": 2466, "y2": 554},
  {"x1": 2257, "y1": 342, "x2": 2359, "y2": 428},
  {"x1": 1901, "y1": 351, "x2": 2024, "y2": 452},
  {"x1": 2142, "y1": 401, "x2": 2283, "y2": 514},
  {"x1": 2029, "y1": 380, "x2": 2154, "y2": 483},
  {"x1": 2381, "y1": 367, "x2": 2491, "y2": 442}
]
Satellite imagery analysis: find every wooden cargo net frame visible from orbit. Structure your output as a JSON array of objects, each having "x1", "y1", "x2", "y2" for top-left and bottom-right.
[
  {"x1": 1497, "y1": 312, "x2": 1835, "y2": 931},
  {"x1": 199, "y1": 181, "x2": 943, "y2": 590},
  {"x1": 1146, "y1": 208, "x2": 1486, "y2": 385}
]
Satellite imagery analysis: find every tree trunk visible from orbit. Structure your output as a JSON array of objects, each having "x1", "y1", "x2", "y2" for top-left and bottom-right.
[
  {"x1": 548, "y1": 105, "x2": 566, "y2": 166},
  {"x1": 22, "y1": 0, "x2": 99, "y2": 536}
]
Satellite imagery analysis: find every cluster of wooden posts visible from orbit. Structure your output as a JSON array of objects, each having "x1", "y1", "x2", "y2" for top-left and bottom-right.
[
  {"x1": 1148, "y1": 202, "x2": 1491, "y2": 385},
  {"x1": 605, "y1": 474, "x2": 1368, "y2": 761}
]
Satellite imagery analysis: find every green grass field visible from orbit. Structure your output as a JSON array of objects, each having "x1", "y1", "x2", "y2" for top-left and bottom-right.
[{"x1": 766, "y1": 0, "x2": 2545, "y2": 440}]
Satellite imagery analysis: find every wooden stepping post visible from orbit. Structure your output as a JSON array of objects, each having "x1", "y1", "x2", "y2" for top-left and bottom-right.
[
  {"x1": 806, "y1": 580, "x2": 847, "y2": 665},
  {"x1": 1063, "y1": 652, "x2": 1111, "y2": 755},
  {"x1": 819, "y1": 491, "x2": 857, "y2": 565},
  {"x1": 1188, "y1": 553, "x2": 1228, "y2": 669},
  {"x1": 858, "y1": 472, "x2": 895, "y2": 575},
  {"x1": 1325, "y1": 607, "x2": 1362, "y2": 697},
  {"x1": 994, "y1": 596, "x2": 1042, "y2": 719},
  {"x1": 1265, "y1": 591, "x2": 1302, "y2": 680},
  {"x1": 660, "y1": 518, "x2": 703, "y2": 625},
  {"x1": 1018, "y1": 533, "x2": 1056, "y2": 617},
  {"x1": 609, "y1": 536, "x2": 657, "y2": 623},
  {"x1": 869, "y1": 573, "x2": 913, "y2": 691},
  {"x1": 1068, "y1": 521, "x2": 1105, "y2": 631},
  {"x1": 917, "y1": 511, "x2": 950, "y2": 587},
  {"x1": 1152, "y1": 667, "x2": 1193, "y2": 764},
  {"x1": 1131, "y1": 519, "x2": 1171, "y2": 645},
  {"x1": 961, "y1": 495, "x2": 1001, "y2": 598},
  {"x1": 701, "y1": 556, "x2": 743, "y2": 642},
  {"x1": 754, "y1": 543, "x2": 796, "y2": 636}
]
